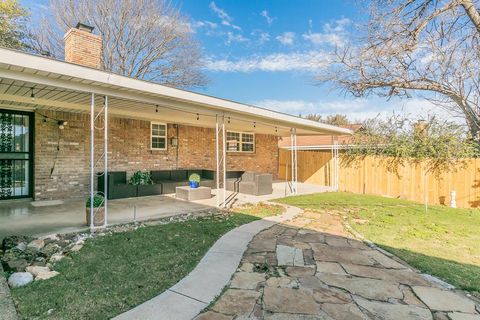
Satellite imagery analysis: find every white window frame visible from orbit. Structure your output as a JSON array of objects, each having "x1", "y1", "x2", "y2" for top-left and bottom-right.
[
  {"x1": 150, "y1": 122, "x2": 167, "y2": 150},
  {"x1": 226, "y1": 130, "x2": 255, "y2": 153}
]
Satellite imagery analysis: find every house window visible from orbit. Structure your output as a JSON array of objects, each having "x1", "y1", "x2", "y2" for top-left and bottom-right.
[
  {"x1": 226, "y1": 131, "x2": 255, "y2": 153},
  {"x1": 151, "y1": 122, "x2": 167, "y2": 150}
]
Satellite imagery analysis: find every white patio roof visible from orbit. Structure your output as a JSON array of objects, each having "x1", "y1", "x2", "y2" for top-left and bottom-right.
[{"x1": 0, "y1": 47, "x2": 352, "y2": 136}]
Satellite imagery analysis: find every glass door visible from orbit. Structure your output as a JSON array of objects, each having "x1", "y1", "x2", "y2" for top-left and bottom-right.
[{"x1": 0, "y1": 110, "x2": 33, "y2": 199}]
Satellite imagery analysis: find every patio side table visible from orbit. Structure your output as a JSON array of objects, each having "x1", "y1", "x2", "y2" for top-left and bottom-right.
[{"x1": 176, "y1": 186, "x2": 212, "y2": 201}]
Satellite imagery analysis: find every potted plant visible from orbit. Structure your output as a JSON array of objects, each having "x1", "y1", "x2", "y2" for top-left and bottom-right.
[
  {"x1": 189, "y1": 173, "x2": 200, "y2": 188},
  {"x1": 86, "y1": 194, "x2": 105, "y2": 226},
  {"x1": 129, "y1": 171, "x2": 153, "y2": 185}
]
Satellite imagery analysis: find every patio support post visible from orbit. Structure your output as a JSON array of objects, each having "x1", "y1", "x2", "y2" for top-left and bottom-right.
[
  {"x1": 294, "y1": 128, "x2": 298, "y2": 195},
  {"x1": 215, "y1": 114, "x2": 220, "y2": 207},
  {"x1": 103, "y1": 96, "x2": 108, "y2": 227},
  {"x1": 222, "y1": 114, "x2": 226, "y2": 207},
  {"x1": 90, "y1": 93, "x2": 95, "y2": 231},
  {"x1": 290, "y1": 129, "x2": 294, "y2": 195}
]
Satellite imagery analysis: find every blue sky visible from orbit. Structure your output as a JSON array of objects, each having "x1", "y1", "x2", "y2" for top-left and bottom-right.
[{"x1": 21, "y1": 0, "x2": 444, "y2": 123}]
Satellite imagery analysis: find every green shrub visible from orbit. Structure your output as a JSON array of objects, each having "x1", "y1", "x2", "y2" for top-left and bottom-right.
[
  {"x1": 189, "y1": 173, "x2": 201, "y2": 183},
  {"x1": 129, "y1": 171, "x2": 153, "y2": 185},
  {"x1": 86, "y1": 194, "x2": 105, "y2": 208}
]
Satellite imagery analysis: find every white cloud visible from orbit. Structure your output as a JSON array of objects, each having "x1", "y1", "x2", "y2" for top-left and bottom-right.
[
  {"x1": 302, "y1": 18, "x2": 351, "y2": 47},
  {"x1": 259, "y1": 32, "x2": 270, "y2": 43},
  {"x1": 276, "y1": 32, "x2": 295, "y2": 45},
  {"x1": 209, "y1": 1, "x2": 241, "y2": 31},
  {"x1": 260, "y1": 10, "x2": 274, "y2": 25},
  {"x1": 226, "y1": 32, "x2": 249, "y2": 45},
  {"x1": 205, "y1": 51, "x2": 329, "y2": 72},
  {"x1": 253, "y1": 98, "x2": 456, "y2": 122}
]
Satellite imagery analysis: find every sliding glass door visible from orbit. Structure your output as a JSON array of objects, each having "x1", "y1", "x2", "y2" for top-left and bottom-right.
[{"x1": 0, "y1": 110, "x2": 33, "y2": 199}]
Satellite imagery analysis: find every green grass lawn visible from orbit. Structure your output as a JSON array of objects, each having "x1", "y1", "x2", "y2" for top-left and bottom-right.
[
  {"x1": 277, "y1": 192, "x2": 480, "y2": 297},
  {"x1": 11, "y1": 204, "x2": 283, "y2": 320}
]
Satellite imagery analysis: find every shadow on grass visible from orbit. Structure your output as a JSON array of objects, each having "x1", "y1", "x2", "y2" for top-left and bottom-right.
[{"x1": 379, "y1": 244, "x2": 480, "y2": 296}]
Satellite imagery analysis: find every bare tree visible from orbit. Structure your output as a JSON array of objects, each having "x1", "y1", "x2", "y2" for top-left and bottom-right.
[
  {"x1": 29, "y1": 0, "x2": 207, "y2": 88},
  {"x1": 320, "y1": 0, "x2": 480, "y2": 140}
]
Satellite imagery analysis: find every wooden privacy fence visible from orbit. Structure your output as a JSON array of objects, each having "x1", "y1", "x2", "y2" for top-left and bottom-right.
[{"x1": 278, "y1": 149, "x2": 480, "y2": 208}]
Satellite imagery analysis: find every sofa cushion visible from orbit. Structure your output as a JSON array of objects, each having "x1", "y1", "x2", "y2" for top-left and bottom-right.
[
  {"x1": 111, "y1": 171, "x2": 127, "y2": 184},
  {"x1": 151, "y1": 170, "x2": 171, "y2": 182},
  {"x1": 202, "y1": 170, "x2": 215, "y2": 180},
  {"x1": 241, "y1": 171, "x2": 256, "y2": 182},
  {"x1": 171, "y1": 170, "x2": 187, "y2": 181}
]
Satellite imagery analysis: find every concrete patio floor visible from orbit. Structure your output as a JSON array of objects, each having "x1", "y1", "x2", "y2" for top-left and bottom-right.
[
  {"x1": 0, "y1": 182, "x2": 331, "y2": 240},
  {"x1": 0, "y1": 196, "x2": 211, "y2": 240}
]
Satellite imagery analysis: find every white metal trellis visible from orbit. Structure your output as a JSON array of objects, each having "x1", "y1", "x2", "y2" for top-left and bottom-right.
[
  {"x1": 90, "y1": 93, "x2": 108, "y2": 231},
  {"x1": 288, "y1": 128, "x2": 298, "y2": 195},
  {"x1": 215, "y1": 114, "x2": 227, "y2": 208}
]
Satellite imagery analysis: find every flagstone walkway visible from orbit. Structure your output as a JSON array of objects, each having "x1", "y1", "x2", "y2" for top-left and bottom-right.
[{"x1": 196, "y1": 210, "x2": 480, "y2": 320}]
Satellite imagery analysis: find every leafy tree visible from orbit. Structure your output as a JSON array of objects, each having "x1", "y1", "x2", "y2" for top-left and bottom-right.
[
  {"x1": 321, "y1": 0, "x2": 480, "y2": 142},
  {"x1": 29, "y1": 0, "x2": 207, "y2": 89},
  {"x1": 302, "y1": 113, "x2": 350, "y2": 126},
  {"x1": 0, "y1": 0, "x2": 29, "y2": 49},
  {"x1": 344, "y1": 114, "x2": 480, "y2": 175}
]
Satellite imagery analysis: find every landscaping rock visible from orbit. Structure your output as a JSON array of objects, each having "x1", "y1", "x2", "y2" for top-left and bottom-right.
[
  {"x1": 6, "y1": 258, "x2": 28, "y2": 272},
  {"x1": 26, "y1": 265, "x2": 50, "y2": 277},
  {"x1": 41, "y1": 243, "x2": 62, "y2": 256},
  {"x1": 366, "y1": 250, "x2": 407, "y2": 269},
  {"x1": 353, "y1": 296, "x2": 433, "y2": 320},
  {"x1": 49, "y1": 253, "x2": 65, "y2": 263},
  {"x1": 412, "y1": 286, "x2": 478, "y2": 313},
  {"x1": 25, "y1": 265, "x2": 59, "y2": 280},
  {"x1": 265, "y1": 276, "x2": 299, "y2": 289},
  {"x1": 35, "y1": 270, "x2": 59, "y2": 281},
  {"x1": 26, "y1": 239, "x2": 45, "y2": 251},
  {"x1": 15, "y1": 242, "x2": 27, "y2": 251},
  {"x1": 263, "y1": 287, "x2": 318, "y2": 314},
  {"x1": 2, "y1": 235, "x2": 33, "y2": 251},
  {"x1": 8, "y1": 272, "x2": 33, "y2": 288},
  {"x1": 69, "y1": 243, "x2": 84, "y2": 252}
]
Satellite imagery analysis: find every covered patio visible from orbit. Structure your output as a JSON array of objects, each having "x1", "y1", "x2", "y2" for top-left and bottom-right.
[
  {"x1": 0, "y1": 40, "x2": 350, "y2": 237},
  {"x1": 0, "y1": 181, "x2": 331, "y2": 239}
]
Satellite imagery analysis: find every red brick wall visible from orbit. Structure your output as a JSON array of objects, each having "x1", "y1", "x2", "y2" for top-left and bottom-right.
[
  {"x1": 64, "y1": 28, "x2": 102, "y2": 69},
  {"x1": 34, "y1": 111, "x2": 278, "y2": 200}
]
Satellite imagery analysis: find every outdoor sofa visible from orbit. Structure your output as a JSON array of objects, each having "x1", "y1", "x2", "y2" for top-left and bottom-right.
[
  {"x1": 99, "y1": 169, "x2": 273, "y2": 199},
  {"x1": 99, "y1": 169, "x2": 216, "y2": 199},
  {"x1": 226, "y1": 171, "x2": 273, "y2": 196}
]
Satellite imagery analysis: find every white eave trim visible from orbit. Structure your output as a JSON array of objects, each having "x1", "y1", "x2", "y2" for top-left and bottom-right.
[{"x1": 0, "y1": 47, "x2": 352, "y2": 136}]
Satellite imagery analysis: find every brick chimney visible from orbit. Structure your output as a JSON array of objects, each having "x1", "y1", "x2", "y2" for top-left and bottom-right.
[{"x1": 64, "y1": 23, "x2": 102, "y2": 69}]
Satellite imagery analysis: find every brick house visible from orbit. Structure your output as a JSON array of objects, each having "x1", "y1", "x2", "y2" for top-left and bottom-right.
[{"x1": 0, "y1": 24, "x2": 351, "y2": 206}]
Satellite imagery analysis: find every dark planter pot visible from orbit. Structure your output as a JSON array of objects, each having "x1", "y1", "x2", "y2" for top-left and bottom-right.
[{"x1": 189, "y1": 181, "x2": 199, "y2": 188}]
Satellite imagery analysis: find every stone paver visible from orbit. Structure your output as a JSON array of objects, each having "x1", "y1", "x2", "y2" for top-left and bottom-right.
[
  {"x1": 263, "y1": 287, "x2": 319, "y2": 314},
  {"x1": 199, "y1": 207, "x2": 480, "y2": 320},
  {"x1": 412, "y1": 286, "x2": 478, "y2": 313}
]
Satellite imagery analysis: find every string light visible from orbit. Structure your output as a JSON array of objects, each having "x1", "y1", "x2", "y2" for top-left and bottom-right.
[
  {"x1": 30, "y1": 88, "x2": 35, "y2": 101},
  {"x1": 196, "y1": 113, "x2": 199, "y2": 120},
  {"x1": 253, "y1": 122, "x2": 256, "y2": 128},
  {"x1": 155, "y1": 105, "x2": 158, "y2": 113},
  {"x1": 227, "y1": 116, "x2": 230, "y2": 124}
]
